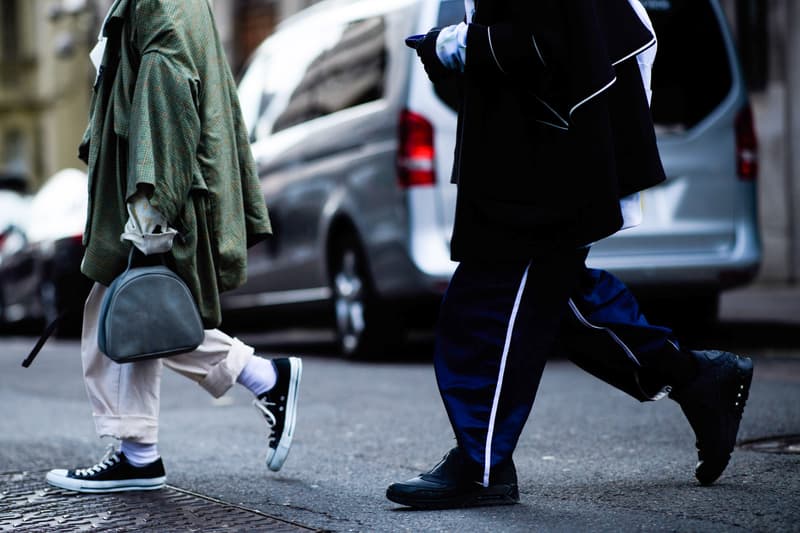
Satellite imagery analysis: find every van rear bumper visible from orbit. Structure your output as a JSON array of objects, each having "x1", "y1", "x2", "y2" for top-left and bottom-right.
[
  {"x1": 588, "y1": 246, "x2": 761, "y2": 290},
  {"x1": 374, "y1": 241, "x2": 761, "y2": 300},
  {"x1": 589, "y1": 212, "x2": 762, "y2": 291}
]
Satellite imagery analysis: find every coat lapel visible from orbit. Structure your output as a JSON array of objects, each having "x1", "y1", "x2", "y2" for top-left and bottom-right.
[{"x1": 95, "y1": 0, "x2": 129, "y2": 89}]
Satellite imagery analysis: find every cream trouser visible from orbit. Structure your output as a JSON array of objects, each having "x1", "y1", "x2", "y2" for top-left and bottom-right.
[{"x1": 81, "y1": 283, "x2": 255, "y2": 444}]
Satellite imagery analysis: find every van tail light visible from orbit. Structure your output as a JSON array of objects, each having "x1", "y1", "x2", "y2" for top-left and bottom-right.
[
  {"x1": 735, "y1": 103, "x2": 758, "y2": 181},
  {"x1": 397, "y1": 109, "x2": 436, "y2": 188}
]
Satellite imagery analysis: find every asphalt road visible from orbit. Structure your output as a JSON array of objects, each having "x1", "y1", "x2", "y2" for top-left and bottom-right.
[{"x1": 2, "y1": 314, "x2": 799, "y2": 532}]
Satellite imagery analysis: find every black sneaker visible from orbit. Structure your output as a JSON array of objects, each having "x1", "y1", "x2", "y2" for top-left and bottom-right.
[
  {"x1": 386, "y1": 447, "x2": 519, "y2": 509},
  {"x1": 253, "y1": 356, "x2": 302, "y2": 472},
  {"x1": 45, "y1": 448, "x2": 166, "y2": 493},
  {"x1": 669, "y1": 350, "x2": 753, "y2": 486}
]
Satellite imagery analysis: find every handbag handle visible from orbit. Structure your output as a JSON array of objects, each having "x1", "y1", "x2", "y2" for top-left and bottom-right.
[
  {"x1": 125, "y1": 245, "x2": 167, "y2": 272},
  {"x1": 21, "y1": 317, "x2": 63, "y2": 368}
]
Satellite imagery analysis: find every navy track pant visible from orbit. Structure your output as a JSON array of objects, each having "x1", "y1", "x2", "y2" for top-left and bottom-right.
[{"x1": 434, "y1": 250, "x2": 679, "y2": 486}]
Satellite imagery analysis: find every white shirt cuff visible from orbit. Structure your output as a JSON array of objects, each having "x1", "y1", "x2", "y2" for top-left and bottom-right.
[{"x1": 436, "y1": 23, "x2": 468, "y2": 72}]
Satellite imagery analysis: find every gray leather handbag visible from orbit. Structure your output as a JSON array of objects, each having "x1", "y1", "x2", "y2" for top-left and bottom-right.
[{"x1": 97, "y1": 249, "x2": 204, "y2": 363}]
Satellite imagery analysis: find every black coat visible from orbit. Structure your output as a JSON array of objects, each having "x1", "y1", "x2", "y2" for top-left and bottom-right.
[{"x1": 447, "y1": 0, "x2": 667, "y2": 262}]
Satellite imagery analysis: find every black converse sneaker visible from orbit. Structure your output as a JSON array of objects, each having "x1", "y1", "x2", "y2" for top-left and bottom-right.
[
  {"x1": 253, "y1": 356, "x2": 302, "y2": 472},
  {"x1": 46, "y1": 447, "x2": 166, "y2": 493}
]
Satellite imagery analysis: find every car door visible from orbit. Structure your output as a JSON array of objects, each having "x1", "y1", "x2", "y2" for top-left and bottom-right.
[{"x1": 226, "y1": 4, "x2": 403, "y2": 310}]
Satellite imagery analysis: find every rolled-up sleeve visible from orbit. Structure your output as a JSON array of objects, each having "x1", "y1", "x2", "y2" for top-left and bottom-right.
[{"x1": 126, "y1": 51, "x2": 201, "y2": 225}]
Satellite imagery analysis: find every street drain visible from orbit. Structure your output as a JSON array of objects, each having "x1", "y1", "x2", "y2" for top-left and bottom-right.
[
  {"x1": 737, "y1": 434, "x2": 800, "y2": 454},
  {"x1": 0, "y1": 471, "x2": 318, "y2": 532}
]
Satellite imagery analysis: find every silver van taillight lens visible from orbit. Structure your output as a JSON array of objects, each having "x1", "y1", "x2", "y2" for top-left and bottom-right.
[
  {"x1": 397, "y1": 109, "x2": 436, "y2": 188},
  {"x1": 735, "y1": 103, "x2": 758, "y2": 181}
]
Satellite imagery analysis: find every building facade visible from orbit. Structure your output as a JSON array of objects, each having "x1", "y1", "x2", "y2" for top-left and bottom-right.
[{"x1": 0, "y1": 0, "x2": 94, "y2": 190}]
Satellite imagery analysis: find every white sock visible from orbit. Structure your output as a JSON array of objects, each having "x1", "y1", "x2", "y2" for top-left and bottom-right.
[
  {"x1": 236, "y1": 355, "x2": 277, "y2": 397},
  {"x1": 120, "y1": 440, "x2": 160, "y2": 467}
]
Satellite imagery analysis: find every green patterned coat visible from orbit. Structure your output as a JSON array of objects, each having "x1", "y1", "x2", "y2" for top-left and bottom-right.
[{"x1": 79, "y1": 0, "x2": 272, "y2": 328}]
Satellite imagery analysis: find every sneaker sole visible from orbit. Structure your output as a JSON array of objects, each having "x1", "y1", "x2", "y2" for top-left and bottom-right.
[
  {"x1": 266, "y1": 357, "x2": 302, "y2": 472},
  {"x1": 386, "y1": 484, "x2": 520, "y2": 510},
  {"x1": 46, "y1": 470, "x2": 166, "y2": 493},
  {"x1": 696, "y1": 354, "x2": 754, "y2": 486}
]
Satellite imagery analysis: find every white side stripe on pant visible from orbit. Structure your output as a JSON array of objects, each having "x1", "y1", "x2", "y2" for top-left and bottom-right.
[
  {"x1": 567, "y1": 299, "x2": 642, "y2": 366},
  {"x1": 568, "y1": 299, "x2": 672, "y2": 401},
  {"x1": 483, "y1": 261, "x2": 532, "y2": 487}
]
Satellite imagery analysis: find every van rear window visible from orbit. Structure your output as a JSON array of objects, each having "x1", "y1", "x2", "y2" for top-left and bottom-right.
[
  {"x1": 644, "y1": 0, "x2": 734, "y2": 131},
  {"x1": 432, "y1": 0, "x2": 734, "y2": 132}
]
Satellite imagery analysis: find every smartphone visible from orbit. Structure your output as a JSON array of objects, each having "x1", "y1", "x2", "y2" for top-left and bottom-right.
[{"x1": 405, "y1": 34, "x2": 425, "y2": 49}]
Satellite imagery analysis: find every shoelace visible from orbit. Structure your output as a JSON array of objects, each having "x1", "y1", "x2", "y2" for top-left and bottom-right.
[
  {"x1": 253, "y1": 397, "x2": 278, "y2": 445},
  {"x1": 75, "y1": 444, "x2": 121, "y2": 477}
]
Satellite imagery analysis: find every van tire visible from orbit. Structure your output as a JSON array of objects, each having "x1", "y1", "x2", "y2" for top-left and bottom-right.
[
  {"x1": 641, "y1": 289, "x2": 719, "y2": 339},
  {"x1": 329, "y1": 233, "x2": 401, "y2": 358},
  {"x1": 0, "y1": 288, "x2": 6, "y2": 331}
]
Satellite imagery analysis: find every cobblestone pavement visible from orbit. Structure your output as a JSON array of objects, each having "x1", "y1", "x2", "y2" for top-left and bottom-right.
[{"x1": 0, "y1": 472, "x2": 319, "y2": 532}]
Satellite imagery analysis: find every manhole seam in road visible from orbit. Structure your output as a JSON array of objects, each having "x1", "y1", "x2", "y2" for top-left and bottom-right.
[
  {"x1": 0, "y1": 471, "x2": 321, "y2": 532},
  {"x1": 737, "y1": 434, "x2": 800, "y2": 454}
]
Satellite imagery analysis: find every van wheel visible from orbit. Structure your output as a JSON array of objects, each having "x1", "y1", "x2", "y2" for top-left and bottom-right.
[
  {"x1": 642, "y1": 289, "x2": 719, "y2": 339},
  {"x1": 329, "y1": 235, "x2": 400, "y2": 358},
  {"x1": 0, "y1": 288, "x2": 6, "y2": 331},
  {"x1": 673, "y1": 289, "x2": 720, "y2": 338}
]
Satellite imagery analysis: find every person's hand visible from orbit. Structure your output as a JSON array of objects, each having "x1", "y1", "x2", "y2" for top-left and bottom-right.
[{"x1": 415, "y1": 29, "x2": 449, "y2": 84}]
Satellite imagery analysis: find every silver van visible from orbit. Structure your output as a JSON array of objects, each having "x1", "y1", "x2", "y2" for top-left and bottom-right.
[{"x1": 227, "y1": 0, "x2": 760, "y2": 356}]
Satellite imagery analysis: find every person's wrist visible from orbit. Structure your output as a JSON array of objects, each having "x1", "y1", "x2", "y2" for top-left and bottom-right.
[{"x1": 434, "y1": 24, "x2": 467, "y2": 71}]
